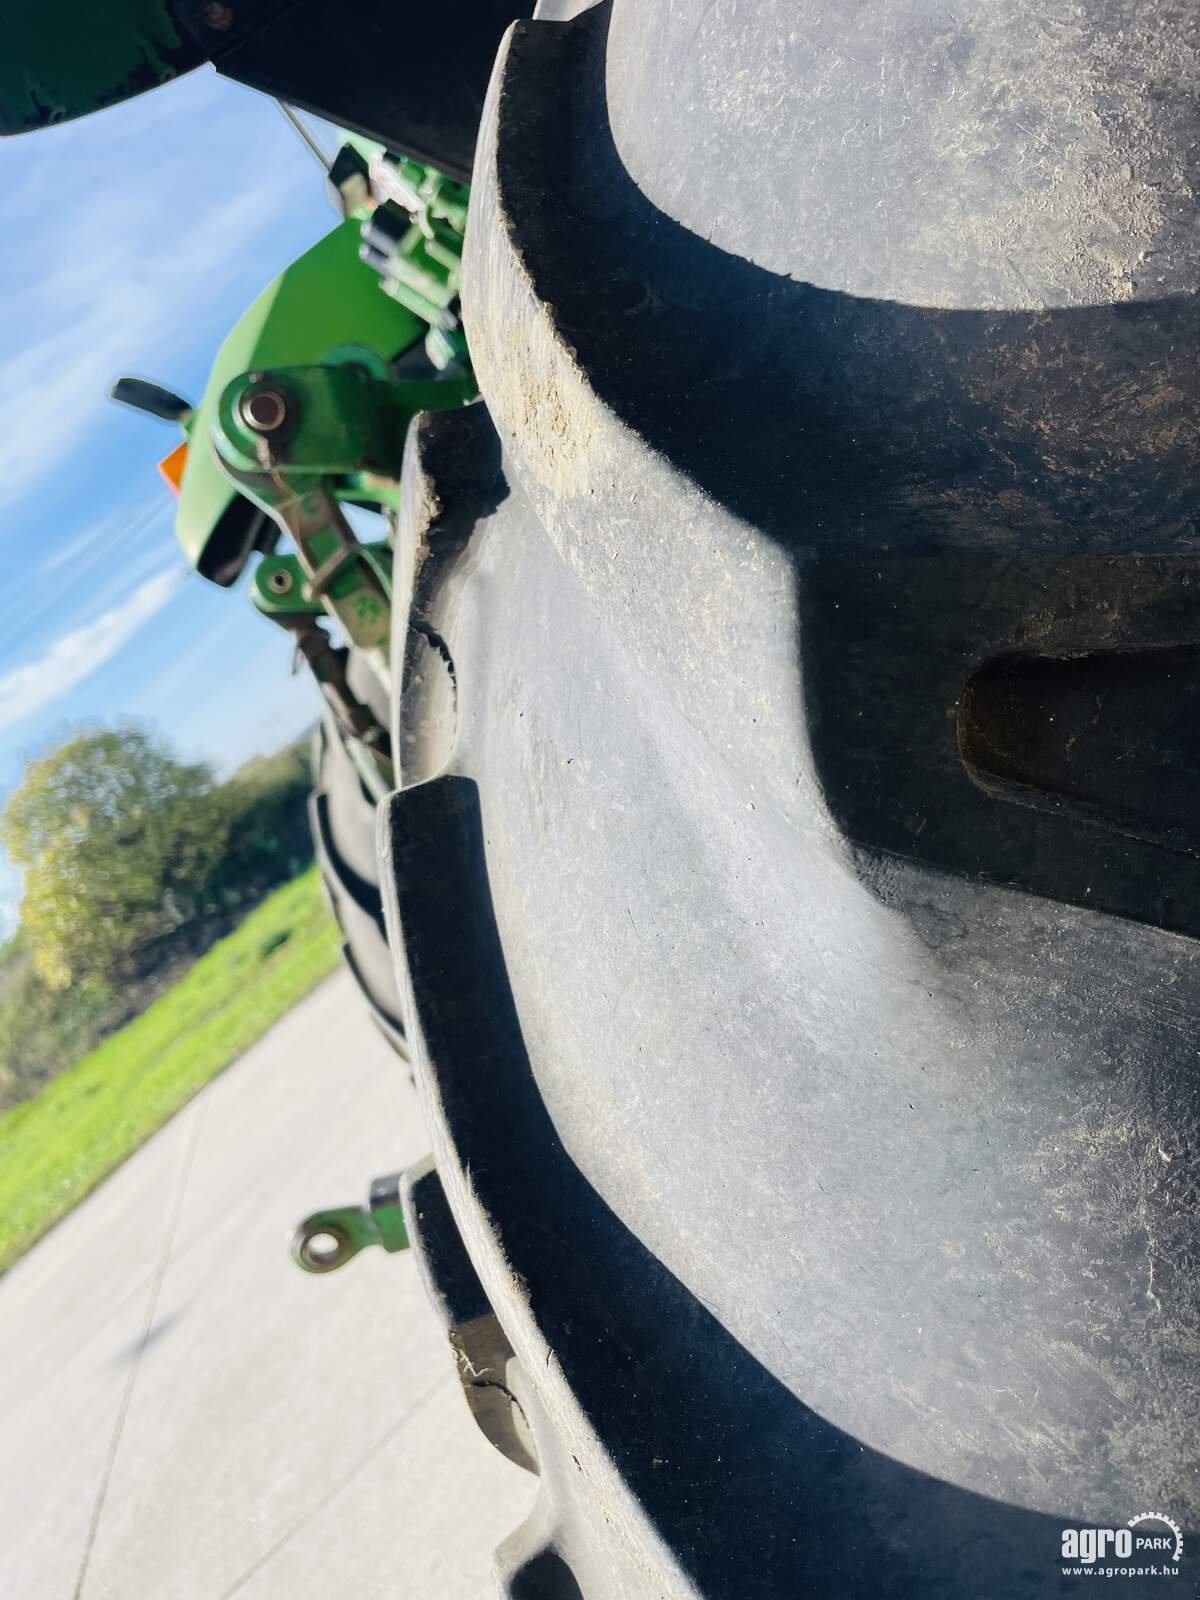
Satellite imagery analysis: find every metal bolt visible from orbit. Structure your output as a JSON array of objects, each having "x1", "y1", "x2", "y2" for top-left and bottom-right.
[
  {"x1": 266, "y1": 567, "x2": 294, "y2": 595},
  {"x1": 240, "y1": 388, "x2": 289, "y2": 434}
]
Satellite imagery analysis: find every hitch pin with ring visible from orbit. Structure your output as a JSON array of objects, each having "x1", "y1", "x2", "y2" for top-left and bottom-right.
[{"x1": 291, "y1": 1172, "x2": 409, "y2": 1274}]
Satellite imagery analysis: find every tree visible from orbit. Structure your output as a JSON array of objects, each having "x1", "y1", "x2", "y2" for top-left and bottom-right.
[
  {"x1": 0, "y1": 930, "x2": 119, "y2": 1109},
  {"x1": 207, "y1": 739, "x2": 313, "y2": 901},
  {"x1": 0, "y1": 724, "x2": 231, "y2": 988}
]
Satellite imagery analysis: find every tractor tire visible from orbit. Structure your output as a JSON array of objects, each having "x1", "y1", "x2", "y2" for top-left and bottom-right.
[
  {"x1": 376, "y1": 4, "x2": 1200, "y2": 1596},
  {"x1": 309, "y1": 707, "x2": 406, "y2": 1055}
]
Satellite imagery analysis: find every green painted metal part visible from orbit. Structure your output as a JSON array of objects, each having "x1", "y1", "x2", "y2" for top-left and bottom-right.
[
  {"x1": 214, "y1": 362, "x2": 469, "y2": 656},
  {"x1": 253, "y1": 543, "x2": 394, "y2": 620},
  {"x1": 229, "y1": 473, "x2": 393, "y2": 656},
  {"x1": 290, "y1": 1172, "x2": 410, "y2": 1274},
  {"x1": 0, "y1": 0, "x2": 200, "y2": 134},
  {"x1": 215, "y1": 363, "x2": 470, "y2": 478},
  {"x1": 337, "y1": 133, "x2": 470, "y2": 235},
  {"x1": 175, "y1": 220, "x2": 427, "y2": 577},
  {"x1": 377, "y1": 216, "x2": 468, "y2": 359},
  {"x1": 333, "y1": 135, "x2": 471, "y2": 367}
]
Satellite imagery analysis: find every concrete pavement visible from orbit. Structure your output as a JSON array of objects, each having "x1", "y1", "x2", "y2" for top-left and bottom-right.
[{"x1": 0, "y1": 972, "x2": 535, "y2": 1599}]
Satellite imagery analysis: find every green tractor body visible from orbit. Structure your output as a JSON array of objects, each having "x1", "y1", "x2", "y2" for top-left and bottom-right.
[
  {"x1": 103, "y1": 129, "x2": 474, "y2": 795},
  {"x1": 0, "y1": 0, "x2": 529, "y2": 177},
  {"x1": 0, "y1": 0, "x2": 200, "y2": 134},
  {"x1": 172, "y1": 216, "x2": 426, "y2": 585}
]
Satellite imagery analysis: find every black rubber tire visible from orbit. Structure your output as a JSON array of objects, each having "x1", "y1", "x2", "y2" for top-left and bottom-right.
[{"x1": 309, "y1": 709, "x2": 407, "y2": 1054}]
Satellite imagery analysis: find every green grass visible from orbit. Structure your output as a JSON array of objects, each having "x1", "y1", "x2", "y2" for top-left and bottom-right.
[{"x1": 0, "y1": 866, "x2": 340, "y2": 1274}]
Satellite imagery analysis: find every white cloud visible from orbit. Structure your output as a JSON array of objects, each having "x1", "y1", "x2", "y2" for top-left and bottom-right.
[
  {"x1": 0, "y1": 71, "x2": 319, "y2": 518},
  {"x1": 0, "y1": 566, "x2": 186, "y2": 737},
  {"x1": 38, "y1": 495, "x2": 164, "y2": 573},
  {"x1": 2, "y1": 495, "x2": 173, "y2": 673},
  {"x1": 0, "y1": 184, "x2": 295, "y2": 515}
]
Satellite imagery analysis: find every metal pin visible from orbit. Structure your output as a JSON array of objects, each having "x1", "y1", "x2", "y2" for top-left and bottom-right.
[{"x1": 241, "y1": 389, "x2": 289, "y2": 434}]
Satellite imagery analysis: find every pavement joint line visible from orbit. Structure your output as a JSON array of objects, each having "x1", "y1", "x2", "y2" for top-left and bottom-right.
[
  {"x1": 0, "y1": 1002, "x2": 393, "y2": 1430},
  {"x1": 218, "y1": 1373, "x2": 452, "y2": 1599},
  {"x1": 0, "y1": 1203, "x2": 231, "y2": 1434},
  {"x1": 70, "y1": 1096, "x2": 210, "y2": 1600},
  {"x1": 0, "y1": 1171, "x2": 281, "y2": 1430},
  {"x1": 0, "y1": 971, "x2": 344, "y2": 1301},
  {"x1": 0, "y1": 1267, "x2": 157, "y2": 1434}
]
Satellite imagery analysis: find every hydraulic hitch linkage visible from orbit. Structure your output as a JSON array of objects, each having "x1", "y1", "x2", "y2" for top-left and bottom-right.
[
  {"x1": 214, "y1": 351, "x2": 472, "y2": 792},
  {"x1": 112, "y1": 137, "x2": 476, "y2": 801}
]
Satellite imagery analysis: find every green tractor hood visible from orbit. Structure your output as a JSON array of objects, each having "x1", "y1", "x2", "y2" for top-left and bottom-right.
[
  {"x1": 0, "y1": 0, "x2": 208, "y2": 134},
  {"x1": 0, "y1": 0, "x2": 529, "y2": 181}
]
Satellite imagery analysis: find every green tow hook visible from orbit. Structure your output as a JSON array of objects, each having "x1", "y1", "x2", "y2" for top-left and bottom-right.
[{"x1": 291, "y1": 1172, "x2": 410, "y2": 1274}]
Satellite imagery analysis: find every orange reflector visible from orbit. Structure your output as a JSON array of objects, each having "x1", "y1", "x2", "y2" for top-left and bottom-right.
[{"x1": 157, "y1": 440, "x2": 188, "y2": 496}]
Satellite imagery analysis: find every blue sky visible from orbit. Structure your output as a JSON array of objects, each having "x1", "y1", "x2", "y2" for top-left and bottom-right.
[{"x1": 0, "y1": 69, "x2": 346, "y2": 926}]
